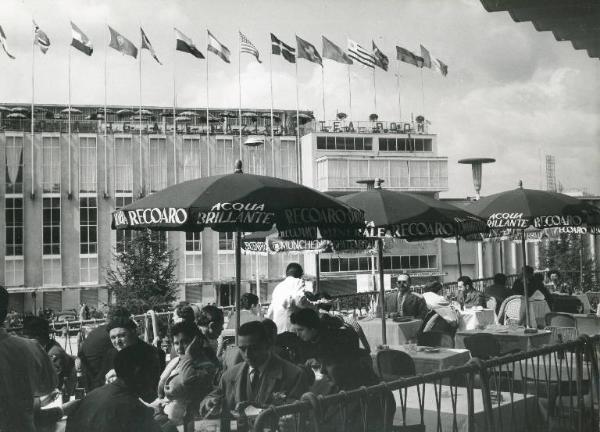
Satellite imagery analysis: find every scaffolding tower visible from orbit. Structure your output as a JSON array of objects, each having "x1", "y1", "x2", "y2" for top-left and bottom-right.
[{"x1": 545, "y1": 155, "x2": 557, "y2": 192}]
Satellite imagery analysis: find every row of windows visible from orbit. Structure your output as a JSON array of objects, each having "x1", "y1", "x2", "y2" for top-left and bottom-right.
[
  {"x1": 5, "y1": 198, "x2": 23, "y2": 256},
  {"x1": 320, "y1": 254, "x2": 437, "y2": 273},
  {"x1": 42, "y1": 197, "x2": 61, "y2": 255},
  {"x1": 316, "y1": 136, "x2": 373, "y2": 151},
  {"x1": 379, "y1": 138, "x2": 433, "y2": 152}
]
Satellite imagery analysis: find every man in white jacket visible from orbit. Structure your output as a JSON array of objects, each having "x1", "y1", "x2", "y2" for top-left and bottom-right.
[{"x1": 266, "y1": 263, "x2": 314, "y2": 333}]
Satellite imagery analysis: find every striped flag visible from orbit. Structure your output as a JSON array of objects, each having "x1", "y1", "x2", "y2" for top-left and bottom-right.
[
  {"x1": 0, "y1": 25, "x2": 16, "y2": 59},
  {"x1": 396, "y1": 46, "x2": 423, "y2": 67},
  {"x1": 420, "y1": 44, "x2": 432, "y2": 68},
  {"x1": 207, "y1": 30, "x2": 230, "y2": 63},
  {"x1": 33, "y1": 21, "x2": 50, "y2": 54},
  {"x1": 372, "y1": 41, "x2": 389, "y2": 71},
  {"x1": 141, "y1": 28, "x2": 162, "y2": 64},
  {"x1": 175, "y1": 28, "x2": 204, "y2": 59},
  {"x1": 347, "y1": 39, "x2": 374, "y2": 68},
  {"x1": 239, "y1": 31, "x2": 261, "y2": 63},
  {"x1": 271, "y1": 33, "x2": 295, "y2": 63},
  {"x1": 71, "y1": 22, "x2": 93, "y2": 56}
]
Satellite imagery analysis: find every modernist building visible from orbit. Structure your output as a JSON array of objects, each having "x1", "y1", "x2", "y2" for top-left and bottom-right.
[{"x1": 1, "y1": 103, "x2": 450, "y2": 313}]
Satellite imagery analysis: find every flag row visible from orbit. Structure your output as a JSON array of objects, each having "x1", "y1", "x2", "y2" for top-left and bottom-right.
[{"x1": 0, "y1": 22, "x2": 448, "y2": 77}]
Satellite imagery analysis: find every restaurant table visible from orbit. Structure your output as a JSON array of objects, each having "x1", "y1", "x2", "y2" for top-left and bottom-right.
[
  {"x1": 570, "y1": 313, "x2": 600, "y2": 336},
  {"x1": 393, "y1": 383, "x2": 538, "y2": 432},
  {"x1": 373, "y1": 345, "x2": 472, "y2": 375},
  {"x1": 360, "y1": 317, "x2": 423, "y2": 347},
  {"x1": 455, "y1": 328, "x2": 552, "y2": 352},
  {"x1": 458, "y1": 308, "x2": 497, "y2": 330}
]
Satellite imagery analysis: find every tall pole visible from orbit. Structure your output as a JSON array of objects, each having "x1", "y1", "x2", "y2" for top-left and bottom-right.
[
  {"x1": 173, "y1": 36, "x2": 177, "y2": 185},
  {"x1": 347, "y1": 64, "x2": 353, "y2": 120},
  {"x1": 378, "y1": 238, "x2": 387, "y2": 345},
  {"x1": 321, "y1": 66, "x2": 326, "y2": 123},
  {"x1": 238, "y1": 34, "x2": 243, "y2": 161},
  {"x1": 396, "y1": 59, "x2": 402, "y2": 121},
  {"x1": 295, "y1": 61, "x2": 301, "y2": 183},
  {"x1": 68, "y1": 46, "x2": 72, "y2": 198},
  {"x1": 103, "y1": 24, "x2": 108, "y2": 198},
  {"x1": 269, "y1": 47, "x2": 275, "y2": 176},
  {"x1": 314, "y1": 253, "x2": 320, "y2": 294},
  {"x1": 521, "y1": 230, "x2": 533, "y2": 330},
  {"x1": 372, "y1": 67, "x2": 377, "y2": 114},
  {"x1": 235, "y1": 230, "x2": 242, "y2": 344},
  {"x1": 455, "y1": 235, "x2": 463, "y2": 278},
  {"x1": 31, "y1": 25, "x2": 35, "y2": 198},
  {"x1": 138, "y1": 34, "x2": 143, "y2": 194},
  {"x1": 420, "y1": 68, "x2": 425, "y2": 116},
  {"x1": 206, "y1": 33, "x2": 210, "y2": 169}
]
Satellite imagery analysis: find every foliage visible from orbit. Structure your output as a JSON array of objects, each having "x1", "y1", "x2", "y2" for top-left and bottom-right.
[
  {"x1": 336, "y1": 112, "x2": 347, "y2": 120},
  {"x1": 539, "y1": 233, "x2": 598, "y2": 291},
  {"x1": 105, "y1": 230, "x2": 178, "y2": 314},
  {"x1": 369, "y1": 113, "x2": 378, "y2": 122}
]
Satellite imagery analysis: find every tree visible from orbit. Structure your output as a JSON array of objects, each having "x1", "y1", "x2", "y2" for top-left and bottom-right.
[
  {"x1": 105, "y1": 230, "x2": 178, "y2": 314},
  {"x1": 539, "y1": 233, "x2": 598, "y2": 291}
]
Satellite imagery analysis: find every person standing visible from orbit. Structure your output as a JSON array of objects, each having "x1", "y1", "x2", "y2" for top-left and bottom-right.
[
  {"x1": 266, "y1": 263, "x2": 315, "y2": 334},
  {"x1": 0, "y1": 286, "x2": 58, "y2": 432}
]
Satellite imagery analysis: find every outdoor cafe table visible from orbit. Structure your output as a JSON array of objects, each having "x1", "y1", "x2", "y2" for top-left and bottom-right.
[
  {"x1": 570, "y1": 313, "x2": 600, "y2": 336},
  {"x1": 455, "y1": 328, "x2": 552, "y2": 352},
  {"x1": 359, "y1": 317, "x2": 423, "y2": 347},
  {"x1": 373, "y1": 345, "x2": 472, "y2": 375},
  {"x1": 458, "y1": 308, "x2": 497, "y2": 331},
  {"x1": 393, "y1": 383, "x2": 538, "y2": 432}
]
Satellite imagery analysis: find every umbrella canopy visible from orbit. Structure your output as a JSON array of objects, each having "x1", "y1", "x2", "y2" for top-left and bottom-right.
[
  {"x1": 137, "y1": 109, "x2": 153, "y2": 116},
  {"x1": 7, "y1": 113, "x2": 27, "y2": 119},
  {"x1": 241, "y1": 112, "x2": 257, "y2": 118},
  {"x1": 97, "y1": 108, "x2": 113, "y2": 114},
  {"x1": 116, "y1": 109, "x2": 134, "y2": 116},
  {"x1": 175, "y1": 116, "x2": 191, "y2": 122},
  {"x1": 468, "y1": 181, "x2": 600, "y2": 328},
  {"x1": 11, "y1": 107, "x2": 29, "y2": 113},
  {"x1": 0, "y1": 106, "x2": 10, "y2": 112},
  {"x1": 261, "y1": 112, "x2": 279, "y2": 119},
  {"x1": 220, "y1": 111, "x2": 237, "y2": 118},
  {"x1": 131, "y1": 115, "x2": 151, "y2": 121},
  {"x1": 113, "y1": 160, "x2": 364, "y2": 341},
  {"x1": 61, "y1": 107, "x2": 82, "y2": 114},
  {"x1": 179, "y1": 111, "x2": 199, "y2": 117}
]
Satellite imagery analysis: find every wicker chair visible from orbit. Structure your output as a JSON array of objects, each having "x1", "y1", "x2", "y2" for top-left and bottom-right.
[
  {"x1": 544, "y1": 312, "x2": 578, "y2": 343},
  {"x1": 375, "y1": 349, "x2": 416, "y2": 382},
  {"x1": 498, "y1": 295, "x2": 524, "y2": 325}
]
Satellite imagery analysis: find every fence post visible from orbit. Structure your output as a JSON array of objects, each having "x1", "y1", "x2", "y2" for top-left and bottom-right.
[{"x1": 472, "y1": 358, "x2": 496, "y2": 432}]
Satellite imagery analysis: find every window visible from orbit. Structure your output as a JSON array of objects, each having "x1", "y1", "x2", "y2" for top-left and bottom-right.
[
  {"x1": 389, "y1": 160, "x2": 410, "y2": 188},
  {"x1": 321, "y1": 254, "x2": 437, "y2": 273},
  {"x1": 80, "y1": 197, "x2": 97, "y2": 254},
  {"x1": 79, "y1": 137, "x2": 97, "y2": 193},
  {"x1": 5, "y1": 257, "x2": 24, "y2": 287},
  {"x1": 5, "y1": 198, "x2": 23, "y2": 256},
  {"x1": 218, "y1": 232, "x2": 234, "y2": 251},
  {"x1": 43, "y1": 197, "x2": 61, "y2": 255},
  {"x1": 42, "y1": 136, "x2": 60, "y2": 193},
  {"x1": 410, "y1": 160, "x2": 430, "y2": 188},
  {"x1": 43, "y1": 257, "x2": 61, "y2": 287},
  {"x1": 149, "y1": 137, "x2": 167, "y2": 192},
  {"x1": 316, "y1": 136, "x2": 371, "y2": 151},
  {"x1": 185, "y1": 232, "x2": 202, "y2": 281},
  {"x1": 319, "y1": 256, "x2": 373, "y2": 273},
  {"x1": 277, "y1": 139, "x2": 297, "y2": 181},
  {"x1": 5, "y1": 136, "x2": 23, "y2": 194},
  {"x1": 214, "y1": 138, "x2": 235, "y2": 175},
  {"x1": 80, "y1": 255, "x2": 98, "y2": 284},
  {"x1": 379, "y1": 138, "x2": 432, "y2": 153},
  {"x1": 114, "y1": 137, "x2": 133, "y2": 194},
  {"x1": 115, "y1": 196, "x2": 134, "y2": 253},
  {"x1": 183, "y1": 138, "x2": 201, "y2": 181}
]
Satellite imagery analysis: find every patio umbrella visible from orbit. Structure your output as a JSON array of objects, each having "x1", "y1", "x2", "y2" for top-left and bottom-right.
[
  {"x1": 179, "y1": 111, "x2": 199, "y2": 117},
  {"x1": 10, "y1": 107, "x2": 29, "y2": 113},
  {"x1": 0, "y1": 106, "x2": 10, "y2": 111},
  {"x1": 261, "y1": 112, "x2": 279, "y2": 119},
  {"x1": 61, "y1": 107, "x2": 81, "y2": 114},
  {"x1": 112, "y1": 160, "x2": 364, "y2": 341},
  {"x1": 116, "y1": 109, "x2": 133, "y2": 116},
  {"x1": 137, "y1": 109, "x2": 153, "y2": 116},
  {"x1": 468, "y1": 180, "x2": 600, "y2": 330},
  {"x1": 339, "y1": 179, "x2": 488, "y2": 344},
  {"x1": 220, "y1": 111, "x2": 237, "y2": 118},
  {"x1": 175, "y1": 116, "x2": 191, "y2": 122},
  {"x1": 7, "y1": 113, "x2": 27, "y2": 119}
]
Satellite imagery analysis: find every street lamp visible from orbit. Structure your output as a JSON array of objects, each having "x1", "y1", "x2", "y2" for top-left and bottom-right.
[{"x1": 458, "y1": 157, "x2": 496, "y2": 200}]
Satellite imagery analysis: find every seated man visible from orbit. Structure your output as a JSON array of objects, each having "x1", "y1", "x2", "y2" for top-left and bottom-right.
[
  {"x1": 382, "y1": 273, "x2": 428, "y2": 320},
  {"x1": 66, "y1": 344, "x2": 163, "y2": 432},
  {"x1": 199, "y1": 321, "x2": 311, "y2": 419},
  {"x1": 457, "y1": 276, "x2": 486, "y2": 309},
  {"x1": 226, "y1": 293, "x2": 261, "y2": 330},
  {"x1": 484, "y1": 273, "x2": 512, "y2": 314}
]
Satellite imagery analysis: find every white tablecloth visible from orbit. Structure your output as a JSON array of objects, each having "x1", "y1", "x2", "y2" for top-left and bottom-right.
[{"x1": 458, "y1": 308, "x2": 497, "y2": 330}]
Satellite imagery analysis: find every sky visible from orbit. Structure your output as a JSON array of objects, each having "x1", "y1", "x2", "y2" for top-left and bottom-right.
[{"x1": 1, "y1": 0, "x2": 599, "y2": 198}]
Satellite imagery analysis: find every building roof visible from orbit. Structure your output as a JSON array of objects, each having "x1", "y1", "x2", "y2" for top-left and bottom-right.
[{"x1": 480, "y1": 0, "x2": 600, "y2": 60}]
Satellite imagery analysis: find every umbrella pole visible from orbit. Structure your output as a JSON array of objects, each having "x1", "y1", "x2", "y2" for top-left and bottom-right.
[
  {"x1": 378, "y1": 238, "x2": 387, "y2": 346},
  {"x1": 315, "y1": 252, "x2": 320, "y2": 294},
  {"x1": 235, "y1": 231, "x2": 242, "y2": 344},
  {"x1": 521, "y1": 229, "x2": 534, "y2": 331},
  {"x1": 455, "y1": 235, "x2": 463, "y2": 278}
]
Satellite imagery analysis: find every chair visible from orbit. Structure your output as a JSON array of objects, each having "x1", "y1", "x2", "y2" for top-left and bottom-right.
[
  {"x1": 552, "y1": 295, "x2": 584, "y2": 313},
  {"x1": 376, "y1": 349, "x2": 415, "y2": 382},
  {"x1": 544, "y1": 312, "x2": 578, "y2": 343},
  {"x1": 497, "y1": 295, "x2": 524, "y2": 325},
  {"x1": 463, "y1": 333, "x2": 519, "y2": 359},
  {"x1": 417, "y1": 331, "x2": 455, "y2": 348},
  {"x1": 421, "y1": 310, "x2": 457, "y2": 337}
]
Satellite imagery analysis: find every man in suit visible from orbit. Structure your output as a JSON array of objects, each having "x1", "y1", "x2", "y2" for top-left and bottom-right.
[
  {"x1": 381, "y1": 273, "x2": 428, "y2": 320},
  {"x1": 199, "y1": 321, "x2": 311, "y2": 418}
]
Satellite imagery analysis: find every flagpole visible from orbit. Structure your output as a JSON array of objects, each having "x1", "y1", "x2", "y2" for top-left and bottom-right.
[
  {"x1": 321, "y1": 66, "x2": 326, "y2": 123},
  {"x1": 269, "y1": 43, "x2": 275, "y2": 177},
  {"x1": 396, "y1": 57, "x2": 402, "y2": 121},
  {"x1": 206, "y1": 31, "x2": 210, "y2": 173},
  {"x1": 238, "y1": 32, "x2": 243, "y2": 161},
  {"x1": 372, "y1": 67, "x2": 377, "y2": 113},
  {"x1": 138, "y1": 27, "x2": 143, "y2": 195},
  {"x1": 68, "y1": 44, "x2": 72, "y2": 198},
  {"x1": 294, "y1": 60, "x2": 300, "y2": 183},
  {"x1": 173, "y1": 31, "x2": 177, "y2": 182},
  {"x1": 420, "y1": 67, "x2": 425, "y2": 116},
  {"x1": 347, "y1": 64, "x2": 353, "y2": 120},
  {"x1": 31, "y1": 23, "x2": 35, "y2": 198},
  {"x1": 103, "y1": 24, "x2": 108, "y2": 198}
]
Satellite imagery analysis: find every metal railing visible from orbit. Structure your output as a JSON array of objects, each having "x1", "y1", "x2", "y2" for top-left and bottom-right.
[
  {"x1": 252, "y1": 335, "x2": 600, "y2": 432},
  {"x1": 315, "y1": 119, "x2": 431, "y2": 135}
]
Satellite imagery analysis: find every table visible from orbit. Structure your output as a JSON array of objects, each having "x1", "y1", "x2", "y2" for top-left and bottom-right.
[
  {"x1": 373, "y1": 345, "x2": 471, "y2": 375},
  {"x1": 455, "y1": 328, "x2": 552, "y2": 353},
  {"x1": 571, "y1": 313, "x2": 600, "y2": 336},
  {"x1": 360, "y1": 317, "x2": 422, "y2": 347},
  {"x1": 393, "y1": 383, "x2": 537, "y2": 432},
  {"x1": 458, "y1": 308, "x2": 497, "y2": 330}
]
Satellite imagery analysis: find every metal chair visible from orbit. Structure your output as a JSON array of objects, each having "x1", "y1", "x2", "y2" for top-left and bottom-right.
[{"x1": 375, "y1": 349, "x2": 416, "y2": 382}]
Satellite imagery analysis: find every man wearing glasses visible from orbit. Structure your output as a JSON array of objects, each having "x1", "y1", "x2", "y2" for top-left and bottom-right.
[{"x1": 383, "y1": 274, "x2": 428, "y2": 320}]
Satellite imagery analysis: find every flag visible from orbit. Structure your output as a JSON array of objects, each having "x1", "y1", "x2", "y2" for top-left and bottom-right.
[
  {"x1": 347, "y1": 39, "x2": 374, "y2": 68},
  {"x1": 420, "y1": 44, "x2": 431, "y2": 68},
  {"x1": 175, "y1": 28, "x2": 204, "y2": 59},
  {"x1": 70, "y1": 22, "x2": 93, "y2": 56},
  {"x1": 108, "y1": 26, "x2": 137, "y2": 58},
  {"x1": 0, "y1": 25, "x2": 16, "y2": 59},
  {"x1": 270, "y1": 33, "x2": 295, "y2": 63},
  {"x1": 141, "y1": 28, "x2": 162, "y2": 64},
  {"x1": 372, "y1": 41, "x2": 389, "y2": 71},
  {"x1": 207, "y1": 30, "x2": 230, "y2": 63},
  {"x1": 322, "y1": 36, "x2": 352, "y2": 64},
  {"x1": 432, "y1": 58, "x2": 448, "y2": 76},
  {"x1": 396, "y1": 46, "x2": 423, "y2": 67},
  {"x1": 33, "y1": 21, "x2": 50, "y2": 54},
  {"x1": 239, "y1": 31, "x2": 261, "y2": 63},
  {"x1": 296, "y1": 36, "x2": 322, "y2": 66}
]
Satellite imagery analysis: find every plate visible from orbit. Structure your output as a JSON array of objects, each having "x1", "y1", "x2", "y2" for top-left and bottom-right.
[
  {"x1": 424, "y1": 348, "x2": 440, "y2": 353},
  {"x1": 393, "y1": 316, "x2": 414, "y2": 323}
]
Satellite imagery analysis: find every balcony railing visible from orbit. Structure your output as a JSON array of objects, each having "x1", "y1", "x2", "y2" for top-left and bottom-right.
[{"x1": 315, "y1": 119, "x2": 431, "y2": 134}]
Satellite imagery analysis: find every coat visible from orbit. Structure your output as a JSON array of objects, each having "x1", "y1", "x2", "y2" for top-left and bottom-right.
[{"x1": 381, "y1": 291, "x2": 428, "y2": 320}]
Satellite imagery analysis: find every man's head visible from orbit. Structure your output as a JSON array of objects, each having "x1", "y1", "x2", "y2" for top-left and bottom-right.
[
  {"x1": 457, "y1": 276, "x2": 473, "y2": 290},
  {"x1": 22, "y1": 316, "x2": 51, "y2": 344},
  {"x1": 316, "y1": 292, "x2": 333, "y2": 312},
  {"x1": 174, "y1": 302, "x2": 196, "y2": 324},
  {"x1": 170, "y1": 321, "x2": 200, "y2": 356},
  {"x1": 549, "y1": 270, "x2": 560, "y2": 282},
  {"x1": 424, "y1": 281, "x2": 443, "y2": 294},
  {"x1": 240, "y1": 293, "x2": 259, "y2": 312},
  {"x1": 106, "y1": 315, "x2": 138, "y2": 351},
  {"x1": 261, "y1": 318, "x2": 278, "y2": 347},
  {"x1": 493, "y1": 273, "x2": 507, "y2": 286},
  {"x1": 285, "y1": 262, "x2": 304, "y2": 279},
  {"x1": 396, "y1": 273, "x2": 411, "y2": 293},
  {"x1": 196, "y1": 305, "x2": 224, "y2": 340},
  {"x1": 290, "y1": 308, "x2": 321, "y2": 342},
  {"x1": 524, "y1": 265, "x2": 535, "y2": 279},
  {"x1": 0, "y1": 285, "x2": 8, "y2": 324},
  {"x1": 237, "y1": 321, "x2": 270, "y2": 369},
  {"x1": 114, "y1": 343, "x2": 154, "y2": 399}
]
